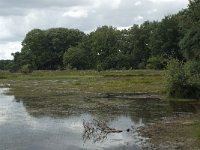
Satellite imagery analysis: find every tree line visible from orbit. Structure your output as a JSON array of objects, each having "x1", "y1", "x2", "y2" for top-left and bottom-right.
[{"x1": 0, "y1": 0, "x2": 199, "y2": 72}]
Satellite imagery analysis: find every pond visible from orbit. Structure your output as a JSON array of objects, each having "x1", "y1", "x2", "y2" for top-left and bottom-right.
[{"x1": 0, "y1": 88, "x2": 200, "y2": 150}]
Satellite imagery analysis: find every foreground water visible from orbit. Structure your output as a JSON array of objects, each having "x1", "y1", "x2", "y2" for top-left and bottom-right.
[{"x1": 0, "y1": 88, "x2": 200, "y2": 150}]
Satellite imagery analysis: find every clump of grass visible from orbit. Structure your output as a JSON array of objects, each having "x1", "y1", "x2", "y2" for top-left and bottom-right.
[
  {"x1": 0, "y1": 75, "x2": 7, "y2": 79},
  {"x1": 196, "y1": 125, "x2": 200, "y2": 143}
]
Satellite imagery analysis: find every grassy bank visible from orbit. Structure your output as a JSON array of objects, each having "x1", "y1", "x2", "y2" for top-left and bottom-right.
[{"x1": 0, "y1": 70, "x2": 165, "y2": 95}]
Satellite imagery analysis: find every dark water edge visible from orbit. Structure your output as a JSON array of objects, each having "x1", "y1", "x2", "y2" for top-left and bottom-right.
[{"x1": 0, "y1": 88, "x2": 200, "y2": 150}]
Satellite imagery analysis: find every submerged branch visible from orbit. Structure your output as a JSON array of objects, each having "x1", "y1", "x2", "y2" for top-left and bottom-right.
[{"x1": 82, "y1": 119, "x2": 122, "y2": 143}]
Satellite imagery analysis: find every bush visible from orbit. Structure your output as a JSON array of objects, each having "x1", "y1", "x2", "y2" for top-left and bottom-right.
[
  {"x1": 166, "y1": 59, "x2": 200, "y2": 99},
  {"x1": 138, "y1": 62, "x2": 146, "y2": 69},
  {"x1": 64, "y1": 64, "x2": 73, "y2": 70},
  {"x1": 146, "y1": 56, "x2": 167, "y2": 70},
  {"x1": 96, "y1": 64, "x2": 103, "y2": 72},
  {"x1": 20, "y1": 64, "x2": 33, "y2": 74},
  {"x1": 63, "y1": 47, "x2": 90, "y2": 70},
  {"x1": 9, "y1": 63, "x2": 19, "y2": 73}
]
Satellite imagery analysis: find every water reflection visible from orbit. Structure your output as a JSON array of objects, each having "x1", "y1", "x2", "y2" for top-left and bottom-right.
[
  {"x1": 169, "y1": 100, "x2": 200, "y2": 113},
  {"x1": 82, "y1": 119, "x2": 124, "y2": 143},
  {"x1": 0, "y1": 89, "x2": 145, "y2": 150},
  {"x1": 1, "y1": 88, "x2": 200, "y2": 150},
  {"x1": 13, "y1": 95, "x2": 172, "y2": 123}
]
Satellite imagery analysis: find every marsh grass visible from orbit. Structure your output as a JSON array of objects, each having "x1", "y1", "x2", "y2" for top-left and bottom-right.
[
  {"x1": 195, "y1": 123, "x2": 200, "y2": 145},
  {"x1": 197, "y1": 128, "x2": 200, "y2": 142},
  {"x1": 0, "y1": 70, "x2": 165, "y2": 96}
]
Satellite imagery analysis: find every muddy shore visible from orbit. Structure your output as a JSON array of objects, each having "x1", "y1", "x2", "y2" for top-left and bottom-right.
[{"x1": 139, "y1": 113, "x2": 200, "y2": 150}]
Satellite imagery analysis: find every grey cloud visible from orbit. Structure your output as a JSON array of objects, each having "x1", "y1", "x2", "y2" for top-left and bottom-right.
[
  {"x1": 0, "y1": 8, "x2": 29, "y2": 16},
  {"x1": 93, "y1": 0, "x2": 188, "y2": 27},
  {"x1": 0, "y1": 0, "x2": 91, "y2": 9},
  {"x1": 44, "y1": 0, "x2": 188, "y2": 30},
  {"x1": 0, "y1": 0, "x2": 189, "y2": 37},
  {"x1": 0, "y1": 0, "x2": 93, "y2": 17}
]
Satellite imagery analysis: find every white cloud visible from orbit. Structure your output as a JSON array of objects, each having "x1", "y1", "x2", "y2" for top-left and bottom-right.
[
  {"x1": 147, "y1": 9, "x2": 158, "y2": 14},
  {"x1": 111, "y1": 0, "x2": 121, "y2": 9},
  {"x1": 92, "y1": 0, "x2": 121, "y2": 9},
  {"x1": 0, "y1": 17, "x2": 15, "y2": 41},
  {"x1": 117, "y1": 26, "x2": 131, "y2": 30},
  {"x1": 134, "y1": 1, "x2": 142, "y2": 6},
  {"x1": 63, "y1": 7, "x2": 89, "y2": 18},
  {"x1": 134, "y1": 16, "x2": 144, "y2": 22},
  {"x1": 149, "y1": 0, "x2": 180, "y2": 2},
  {"x1": 0, "y1": 42, "x2": 22, "y2": 59}
]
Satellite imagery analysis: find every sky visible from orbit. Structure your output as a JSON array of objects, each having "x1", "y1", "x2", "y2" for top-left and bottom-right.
[{"x1": 0, "y1": 0, "x2": 189, "y2": 60}]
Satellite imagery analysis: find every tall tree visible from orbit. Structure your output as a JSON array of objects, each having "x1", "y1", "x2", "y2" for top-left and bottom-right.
[
  {"x1": 15, "y1": 28, "x2": 85, "y2": 70},
  {"x1": 45, "y1": 28, "x2": 85, "y2": 69},
  {"x1": 179, "y1": 0, "x2": 200, "y2": 60},
  {"x1": 149, "y1": 15, "x2": 182, "y2": 59},
  {"x1": 90, "y1": 26, "x2": 120, "y2": 69},
  {"x1": 20, "y1": 29, "x2": 48, "y2": 69},
  {"x1": 127, "y1": 21, "x2": 156, "y2": 68}
]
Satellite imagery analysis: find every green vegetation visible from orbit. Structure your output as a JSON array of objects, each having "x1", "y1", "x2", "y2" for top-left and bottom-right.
[
  {"x1": 63, "y1": 47, "x2": 90, "y2": 70},
  {"x1": 0, "y1": 70, "x2": 165, "y2": 95},
  {"x1": 147, "y1": 56, "x2": 168, "y2": 70},
  {"x1": 166, "y1": 59, "x2": 200, "y2": 99},
  {"x1": 0, "y1": 60, "x2": 13, "y2": 70},
  {"x1": 12, "y1": 28, "x2": 85, "y2": 70},
  {"x1": 20, "y1": 64, "x2": 33, "y2": 74},
  {"x1": 196, "y1": 125, "x2": 200, "y2": 143},
  {"x1": 193, "y1": 121, "x2": 200, "y2": 146}
]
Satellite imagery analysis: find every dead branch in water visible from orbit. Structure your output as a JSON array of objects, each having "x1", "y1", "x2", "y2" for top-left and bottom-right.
[{"x1": 82, "y1": 119, "x2": 122, "y2": 143}]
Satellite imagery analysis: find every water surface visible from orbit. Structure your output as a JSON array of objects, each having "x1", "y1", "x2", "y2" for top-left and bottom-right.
[{"x1": 0, "y1": 88, "x2": 199, "y2": 150}]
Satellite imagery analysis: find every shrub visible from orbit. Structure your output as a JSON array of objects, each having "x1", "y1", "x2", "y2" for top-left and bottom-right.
[
  {"x1": 184, "y1": 61, "x2": 200, "y2": 78},
  {"x1": 63, "y1": 47, "x2": 90, "y2": 70},
  {"x1": 138, "y1": 62, "x2": 146, "y2": 69},
  {"x1": 9, "y1": 64, "x2": 19, "y2": 73},
  {"x1": 20, "y1": 64, "x2": 33, "y2": 74},
  {"x1": 166, "y1": 59, "x2": 200, "y2": 99},
  {"x1": 64, "y1": 64, "x2": 73, "y2": 70},
  {"x1": 96, "y1": 64, "x2": 103, "y2": 72},
  {"x1": 146, "y1": 56, "x2": 167, "y2": 70}
]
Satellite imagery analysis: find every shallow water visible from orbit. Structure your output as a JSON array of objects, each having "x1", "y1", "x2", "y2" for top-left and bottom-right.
[{"x1": 0, "y1": 88, "x2": 200, "y2": 150}]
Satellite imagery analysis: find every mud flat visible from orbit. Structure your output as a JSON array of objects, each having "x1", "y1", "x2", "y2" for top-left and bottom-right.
[{"x1": 139, "y1": 113, "x2": 200, "y2": 150}]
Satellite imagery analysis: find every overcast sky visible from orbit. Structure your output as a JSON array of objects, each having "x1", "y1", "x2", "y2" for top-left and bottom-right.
[{"x1": 0, "y1": 0, "x2": 189, "y2": 60}]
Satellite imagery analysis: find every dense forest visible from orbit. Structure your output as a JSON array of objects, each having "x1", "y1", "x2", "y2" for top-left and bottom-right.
[{"x1": 0, "y1": 0, "x2": 199, "y2": 72}]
